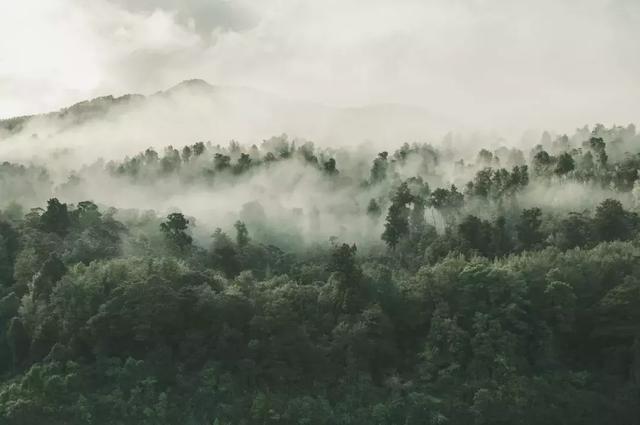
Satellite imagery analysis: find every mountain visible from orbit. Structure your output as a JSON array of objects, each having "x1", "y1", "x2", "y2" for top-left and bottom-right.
[
  {"x1": 0, "y1": 79, "x2": 448, "y2": 158},
  {"x1": 0, "y1": 94, "x2": 145, "y2": 136}
]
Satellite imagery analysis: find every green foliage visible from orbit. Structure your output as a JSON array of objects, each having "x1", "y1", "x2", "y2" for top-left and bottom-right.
[
  {"x1": 1, "y1": 124, "x2": 640, "y2": 423},
  {"x1": 382, "y1": 182, "x2": 413, "y2": 249},
  {"x1": 555, "y1": 152, "x2": 575, "y2": 175},
  {"x1": 160, "y1": 213, "x2": 193, "y2": 254},
  {"x1": 234, "y1": 221, "x2": 250, "y2": 248},
  {"x1": 516, "y1": 208, "x2": 544, "y2": 250},
  {"x1": 0, "y1": 195, "x2": 638, "y2": 424},
  {"x1": 594, "y1": 199, "x2": 638, "y2": 242},
  {"x1": 370, "y1": 151, "x2": 389, "y2": 184},
  {"x1": 40, "y1": 199, "x2": 70, "y2": 236}
]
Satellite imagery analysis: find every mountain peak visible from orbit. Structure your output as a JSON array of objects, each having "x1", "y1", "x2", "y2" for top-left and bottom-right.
[{"x1": 166, "y1": 79, "x2": 215, "y2": 93}]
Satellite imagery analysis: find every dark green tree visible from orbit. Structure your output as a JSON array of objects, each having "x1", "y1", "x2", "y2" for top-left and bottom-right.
[
  {"x1": 192, "y1": 141, "x2": 206, "y2": 156},
  {"x1": 234, "y1": 221, "x2": 250, "y2": 248},
  {"x1": 593, "y1": 199, "x2": 637, "y2": 242},
  {"x1": 554, "y1": 211, "x2": 593, "y2": 249},
  {"x1": 214, "y1": 153, "x2": 231, "y2": 171},
  {"x1": 0, "y1": 221, "x2": 19, "y2": 286},
  {"x1": 588, "y1": 136, "x2": 608, "y2": 166},
  {"x1": 323, "y1": 158, "x2": 338, "y2": 175},
  {"x1": 40, "y1": 198, "x2": 70, "y2": 236},
  {"x1": 458, "y1": 215, "x2": 492, "y2": 257},
  {"x1": 555, "y1": 152, "x2": 575, "y2": 176},
  {"x1": 370, "y1": 151, "x2": 389, "y2": 184},
  {"x1": 382, "y1": 183, "x2": 413, "y2": 249},
  {"x1": 182, "y1": 145, "x2": 192, "y2": 162},
  {"x1": 210, "y1": 228, "x2": 240, "y2": 277},
  {"x1": 533, "y1": 150, "x2": 554, "y2": 177},
  {"x1": 234, "y1": 153, "x2": 252, "y2": 174},
  {"x1": 6, "y1": 317, "x2": 29, "y2": 368},
  {"x1": 160, "y1": 213, "x2": 193, "y2": 254},
  {"x1": 516, "y1": 207, "x2": 544, "y2": 250}
]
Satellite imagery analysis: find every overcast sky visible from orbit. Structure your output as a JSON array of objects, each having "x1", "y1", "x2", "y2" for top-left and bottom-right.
[{"x1": 1, "y1": 0, "x2": 639, "y2": 132}]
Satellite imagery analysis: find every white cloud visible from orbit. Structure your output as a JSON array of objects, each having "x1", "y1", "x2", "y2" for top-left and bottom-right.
[{"x1": 1, "y1": 0, "x2": 639, "y2": 134}]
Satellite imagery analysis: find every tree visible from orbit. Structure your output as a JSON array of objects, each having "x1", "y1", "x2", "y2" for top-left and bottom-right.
[
  {"x1": 366, "y1": 199, "x2": 382, "y2": 219},
  {"x1": 323, "y1": 158, "x2": 338, "y2": 175},
  {"x1": 192, "y1": 141, "x2": 206, "y2": 156},
  {"x1": 327, "y1": 243, "x2": 365, "y2": 314},
  {"x1": 408, "y1": 196, "x2": 428, "y2": 238},
  {"x1": 533, "y1": 150, "x2": 554, "y2": 177},
  {"x1": 427, "y1": 185, "x2": 464, "y2": 224},
  {"x1": 458, "y1": 215, "x2": 492, "y2": 257},
  {"x1": 554, "y1": 211, "x2": 592, "y2": 249},
  {"x1": 588, "y1": 137, "x2": 608, "y2": 166},
  {"x1": 30, "y1": 254, "x2": 67, "y2": 301},
  {"x1": 6, "y1": 317, "x2": 29, "y2": 368},
  {"x1": 593, "y1": 199, "x2": 637, "y2": 242},
  {"x1": 214, "y1": 153, "x2": 231, "y2": 171},
  {"x1": 144, "y1": 147, "x2": 159, "y2": 164},
  {"x1": 328, "y1": 243, "x2": 361, "y2": 283},
  {"x1": 234, "y1": 221, "x2": 250, "y2": 248},
  {"x1": 161, "y1": 146, "x2": 181, "y2": 174},
  {"x1": 0, "y1": 221, "x2": 19, "y2": 286},
  {"x1": 578, "y1": 150, "x2": 595, "y2": 172},
  {"x1": 210, "y1": 228, "x2": 240, "y2": 277},
  {"x1": 544, "y1": 281, "x2": 577, "y2": 334},
  {"x1": 382, "y1": 183, "x2": 413, "y2": 249},
  {"x1": 370, "y1": 152, "x2": 389, "y2": 184},
  {"x1": 489, "y1": 216, "x2": 513, "y2": 258},
  {"x1": 234, "y1": 153, "x2": 252, "y2": 174},
  {"x1": 40, "y1": 198, "x2": 70, "y2": 236},
  {"x1": 182, "y1": 145, "x2": 192, "y2": 162},
  {"x1": 477, "y1": 149, "x2": 494, "y2": 165},
  {"x1": 516, "y1": 208, "x2": 544, "y2": 250},
  {"x1": 160, "y1": 213, "x2": 193, "y2": 254},
  {"x1": 555, "y1": 152, "x2": 575, "y2": 176},
  {"x1": 72, "y1": 200, "x2": 101, "y2": 228}
]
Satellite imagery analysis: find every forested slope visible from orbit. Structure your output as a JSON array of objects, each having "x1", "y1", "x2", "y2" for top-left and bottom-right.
[{"x1": 1, "y1": 124, "x2": 640, "y2": 424}]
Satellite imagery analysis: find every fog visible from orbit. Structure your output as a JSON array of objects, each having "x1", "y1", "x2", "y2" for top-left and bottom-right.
[
  {"x1": 2, "y1": 0, "x2": 639, "y2": 132},
  {"x1": 0, "y1": 79, "x2": 451, "y2": 164},
  {"x1": 1, "y1": 111, "x2": 638, "y2": 251},
  {"x1": 1, "y1": 0, "x2": 640, "y2": 249}
]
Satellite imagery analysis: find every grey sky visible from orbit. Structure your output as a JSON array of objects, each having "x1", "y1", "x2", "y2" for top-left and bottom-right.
[{"x1": 1, "y1": 0, "x2": 639, "y2": 133}]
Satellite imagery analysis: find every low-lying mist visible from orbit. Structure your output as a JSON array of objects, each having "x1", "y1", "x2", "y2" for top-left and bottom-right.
[
  {"x1": 2, "y1": 88, "x2": 639, "y2": 251},
  {"x1": 0, "y1": 80, "x2": 454, "y2": 167}
]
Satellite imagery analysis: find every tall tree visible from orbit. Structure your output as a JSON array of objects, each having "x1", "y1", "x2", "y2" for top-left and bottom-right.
[
  {"x1": 594, "y1": 199, "x2": 637, "y2": 242},
  {"x1": 516, "y1": 208, "x2": 544, "y2": 250},
  {"x1": 382, "y1": 183, "x2": 413, "y2": 249},
  {"x1": 40, "y1": 198, "x2": 70, "y2": 236},
  {"x1": 234, "y1": 221, "x2": 250, "y2": 248},
  {"x1": 555, "y1": 152, "x2": 575, "y2": 176},
  {"x1": 160, "y1": 213, "x2": 193, "y2": 254},
  {"x1": 370, "y1": 151, "x2": 389, "y2": 184}
]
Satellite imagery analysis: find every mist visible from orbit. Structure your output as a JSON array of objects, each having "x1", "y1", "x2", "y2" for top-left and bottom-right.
[
  {"x1": 2, "y1": 0, "x2": 639, "y2": 132},
  {"x1": 4, "y1": 2, "x2": 640, "y2": 422}
]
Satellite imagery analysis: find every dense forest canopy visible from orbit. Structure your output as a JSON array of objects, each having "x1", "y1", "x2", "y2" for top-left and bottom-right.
[{"x1": 1, "y1": 122, "x2": 640, "y2": 424}]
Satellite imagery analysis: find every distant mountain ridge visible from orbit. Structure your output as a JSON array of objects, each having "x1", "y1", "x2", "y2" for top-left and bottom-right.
[
  {"x1": 0, "y1": 94, "x2": 145, "y2": 136},
  {"x1": 0, "y1": 79, "x2": 445, "y2": 148},
  {"x1": 0, "y1": 79, "x2": 288, "y2": 136}
]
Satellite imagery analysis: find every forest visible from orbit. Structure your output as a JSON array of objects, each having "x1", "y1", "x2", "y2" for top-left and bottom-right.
[{"x1": 1, "y1": 123, "x2": 640, "y2": 424}]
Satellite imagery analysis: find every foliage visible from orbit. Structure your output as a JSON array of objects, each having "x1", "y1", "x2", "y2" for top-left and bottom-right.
[{"x1": 1, "y1": 124, "x2": 640, "y2": 423}]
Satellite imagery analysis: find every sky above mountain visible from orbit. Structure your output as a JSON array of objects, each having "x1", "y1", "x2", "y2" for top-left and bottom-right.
[{"x1": 1, "y1": 0, "x2": 639, "y2": 133}]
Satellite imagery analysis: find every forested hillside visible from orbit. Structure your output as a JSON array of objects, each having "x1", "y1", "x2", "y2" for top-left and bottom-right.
[{"x1": 1, "y1": 123, "x2": 640, "y2": 424}]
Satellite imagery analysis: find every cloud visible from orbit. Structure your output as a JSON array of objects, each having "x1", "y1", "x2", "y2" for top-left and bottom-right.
[
  {"x1": 107, "y1": 0, "x2": 259, "y2": 36},
  {"x1": 1, "y1": 0, "x2": 639, "y2": 135}
]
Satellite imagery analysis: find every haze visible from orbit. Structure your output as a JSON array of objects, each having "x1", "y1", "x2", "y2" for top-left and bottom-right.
[{"x1": 2, "y1": 0, "x2": 639, "y2": 135}]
